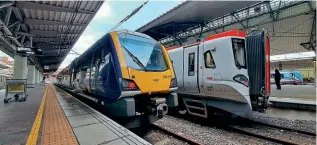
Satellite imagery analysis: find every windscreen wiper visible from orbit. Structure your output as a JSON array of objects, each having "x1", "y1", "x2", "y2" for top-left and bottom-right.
[{"x1": 122, "y1": 45, "x2": 148, "y2": 71}]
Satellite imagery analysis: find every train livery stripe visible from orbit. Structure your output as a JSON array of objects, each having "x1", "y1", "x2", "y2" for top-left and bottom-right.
[
  {"x1": 110, "y1": 32, "x2": 130, "y2": 78},
  {"x1": 26, "y1": 87, "x2": 47, "y2": 145},
  {"x1": 167, "y1": 29, "x2": 247, "y2": 51}
]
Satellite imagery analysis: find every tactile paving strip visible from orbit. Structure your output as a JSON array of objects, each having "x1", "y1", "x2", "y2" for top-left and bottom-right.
[{"x1": 41, "y1": 85, "x2": 78, "y2": 145}]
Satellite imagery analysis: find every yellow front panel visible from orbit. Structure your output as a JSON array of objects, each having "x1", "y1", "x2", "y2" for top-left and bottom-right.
[
  {"x1": 110, "y1": 32, "x2": 130, "y2": 79},
  {"x1": 128, "y1": 68, "x2": 173, "y2": 94},
  {"x1": 112, "y1": 31, "x2": 176, "y2": 94},
  {"x1": 160, "y1": 44, "x2": 175, "y2": 78}
]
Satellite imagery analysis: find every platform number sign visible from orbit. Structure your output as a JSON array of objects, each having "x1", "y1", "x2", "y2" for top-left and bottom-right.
[{"x1": 44, "y1": 66, "x2": 49, "y2": 70}]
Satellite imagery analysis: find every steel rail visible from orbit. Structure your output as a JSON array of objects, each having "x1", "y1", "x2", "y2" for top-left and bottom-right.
[
  {"x1": 226, "y1": 126, "x2": 298, "y2": 145},
  {"x1": 247, "y1": 119, "x2": 316, "y2": 136},
  {"x1": 150, "y1": 124, "x2": 204, "y2": 145}
]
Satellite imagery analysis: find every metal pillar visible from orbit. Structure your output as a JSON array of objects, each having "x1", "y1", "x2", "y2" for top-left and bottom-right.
[
  {"x1": 39, "y1": 73, "x2": 42, "y2": 83},
  {"x1": 39, "y1": 72, "x2": 42, "y2": 84},
  {"x1": 27, "y1": 64, "x2": 35, "y2": 88},
  {"x1": 35, "y1": 69, "x2": 39, "y2": 85},
  {"x1": 13, "y1": 55, "x2": 28, "y2": 79}
]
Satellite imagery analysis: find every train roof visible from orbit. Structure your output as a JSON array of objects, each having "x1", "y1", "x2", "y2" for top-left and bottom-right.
[{"x1": 166, "y1": 29, "x2": 246, "y2": 51}]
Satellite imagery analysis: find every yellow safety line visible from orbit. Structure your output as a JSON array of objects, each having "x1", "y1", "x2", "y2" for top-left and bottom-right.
[{"x1": 25, "y1": 86, "x2": 48, "y2": 145}]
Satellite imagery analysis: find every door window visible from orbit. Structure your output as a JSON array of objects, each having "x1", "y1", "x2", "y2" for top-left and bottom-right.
[
  {"x1": 204, "y1": 50, "x2": 216, "y2": 69},
  {"x1": 188, "y1": 53, "x2": 195, "y2": 76}
]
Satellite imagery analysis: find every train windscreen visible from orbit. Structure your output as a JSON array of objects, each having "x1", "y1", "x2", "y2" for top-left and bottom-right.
[
  {"x1": 231, "y1": 38, "x2": 246, "y2": 69},
  {"x1": 118, "y1": 33, "x2": 168, "y2": 72}
]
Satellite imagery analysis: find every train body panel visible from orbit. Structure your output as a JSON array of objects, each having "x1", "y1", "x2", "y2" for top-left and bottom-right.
[
  {"x1": 168, "y1": 30, "x2": 252, "y2": 118},
  {"x1": 56, "y1": 30, "x2": 178, "y2": 128},
  {"x1": 167, "y1": 29, "x2": 270, "y2": 118}
]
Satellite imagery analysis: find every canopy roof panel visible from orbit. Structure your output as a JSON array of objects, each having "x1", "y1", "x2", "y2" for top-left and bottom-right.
[
  {"x1": 0, "y1": 1, "x2": 104, "y2": 72},
  {"x1": 137, "y1": 1, "x2": 260, "y2": 40}
]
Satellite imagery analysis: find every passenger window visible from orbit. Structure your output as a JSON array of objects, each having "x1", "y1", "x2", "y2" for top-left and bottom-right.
[
  {"x1": 188, "y1": 53, "x2": 195, "y2": 76},
  {"x1": 204, "y1": 51, "x2": 216, "y2": 69}
]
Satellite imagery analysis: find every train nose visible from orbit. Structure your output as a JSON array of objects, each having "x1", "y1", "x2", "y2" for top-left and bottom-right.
[{"x1": 157, "y1": 103, "x2": 168, "y2": 117}]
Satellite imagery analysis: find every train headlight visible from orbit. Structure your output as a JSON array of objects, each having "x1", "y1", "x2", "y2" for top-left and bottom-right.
[
  {"x1": 122, "y1": 79, "x2": 139, "y2": 91},
  {"x1": 233, "y1": 74, "x2": 248, "y2": 87},
  {"x1": 170, "y1": 78, "x2": 177, "y2": 88}
]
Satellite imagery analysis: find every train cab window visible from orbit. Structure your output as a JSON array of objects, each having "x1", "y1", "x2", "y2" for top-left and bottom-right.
[
  {"x1": 232, "y1": 38, "x2": 246, "y2": 69},
  {"x1": 204, "y1": 50, "x2": 216, "y2": 69},
  {"x1": 188, "y1": 53, "x2": 195, "y2": 76},
  {"x1": 86, "y1": 68, "x2": 90, "y2": 80}
]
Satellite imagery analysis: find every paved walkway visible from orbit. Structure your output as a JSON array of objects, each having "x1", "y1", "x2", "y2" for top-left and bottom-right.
[
  {"x1": 0, "y1": 86, "x2": 45, "y2": 145},
  {"x1": 270, "y1": 85, "x2": 316, "y2": 101},
  {"x1": 0, "y1": 85, "x2": 150, "y2": 145}
]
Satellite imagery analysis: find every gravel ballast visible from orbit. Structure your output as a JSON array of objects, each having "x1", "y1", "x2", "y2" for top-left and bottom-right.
[
  {"x1": 153, "y1": 115, "x2": 278, "y2": 145},
  {"x1": 250, "y1": 112, "x2": 316, "y2": 134},
  {"x1": 234, "y1": 125, "x2": 316, "y2": 145},
  {"x1": 143, "y1": 130, "x2": 187, "y2": 145}
]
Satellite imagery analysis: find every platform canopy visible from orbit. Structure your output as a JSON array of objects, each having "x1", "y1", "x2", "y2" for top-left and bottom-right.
[
  {"x1": 137, "y1": 1, "x2": 316, "y2": 56},
  {"x1": 137, "y1": 1, "x2": 260, "y2": 40},
  {"x1": 0, "y1": 1, "x2": 104, "y2": 72}
]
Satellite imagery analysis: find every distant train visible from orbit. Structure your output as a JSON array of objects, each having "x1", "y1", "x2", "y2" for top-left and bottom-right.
[
  {"x1": 56, "y1": 30, "x2": 178, "y2": 128},
  {"x1": 270, "y1": 70, "x2": 304, "y2": 85},
  {"x1": 167, "y1": 29, "x2": 270, "y2": 118}
]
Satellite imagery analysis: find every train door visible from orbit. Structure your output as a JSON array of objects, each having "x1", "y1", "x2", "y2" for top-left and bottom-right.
[
  {"x1": 85, "y1": 61, "x2": 92, "y2": 93},
  {"x1": 183, "y1": 45, "x2": 199, "y2": 93},
  {"x1": 90, "y1": 54, "x2": 96, "y2": 92}
]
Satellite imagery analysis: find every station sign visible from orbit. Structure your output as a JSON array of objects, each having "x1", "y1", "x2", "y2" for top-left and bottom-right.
[{"x1": 16, "y1": 47, "x2": 43, "y2": 55}]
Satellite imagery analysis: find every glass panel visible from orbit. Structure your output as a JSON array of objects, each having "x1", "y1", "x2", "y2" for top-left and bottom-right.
[
  {"x1": 118, "y1": 33, "x2": 168, "y2": 72},
  {"x1": 232, "y1": 38, "x2": 246, "y2": 69},
  {"x1": 188, "y1": 53, "x2": 195, "y2": 76},
  {"x1": 204, "y1": 51, "x2": 216, "y2": 69}
]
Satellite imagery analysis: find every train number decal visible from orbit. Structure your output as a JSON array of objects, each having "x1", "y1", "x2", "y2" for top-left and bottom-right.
[{"x1": 163, "y1": 75, "x2": 173, "y2": 79}]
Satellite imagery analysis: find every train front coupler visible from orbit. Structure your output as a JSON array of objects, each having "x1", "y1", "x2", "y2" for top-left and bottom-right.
[
  {"x1": 251, "y1": 88, "x2": 270, "y2": 113},
  {"x1": 151, "y1": 97, "x2": 168, "y2": 118}
]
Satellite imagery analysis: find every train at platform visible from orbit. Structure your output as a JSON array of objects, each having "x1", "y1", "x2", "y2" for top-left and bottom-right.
[
  {"x1": 270, "y1": 70, "x2": 304, "y2": 85},
  {"x1": 56, "y1": 30, "x2": 178, "y2": 128},
  {"x1": 167, "y1": 29, "x2": 271, "y2": 118}
]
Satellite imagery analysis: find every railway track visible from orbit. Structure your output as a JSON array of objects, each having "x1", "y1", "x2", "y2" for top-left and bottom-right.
[
  {"x1": 226, "y1": 126, "x2": 299, "y2": 145},
  {"x1": 247, "y1": 119, "x2": 316, "y2": 136},
  {"x1": 225, "y1": 119, "x2": 316, "y2": 145},
  {"x1": 165, "y1": 114, "x2": 315, "y2": 145},
  {"x1": 149, "y1": 124, "x2": 203, "y2": 145}
]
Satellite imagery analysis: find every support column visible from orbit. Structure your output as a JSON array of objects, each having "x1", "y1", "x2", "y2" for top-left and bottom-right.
[
  {"x1": 27, "y1": 64, "x2": 35, "y2": 88},
  {"x1": 13, "y1": 55, "x2": 28, "y2": 79},
  {"x1": 35, "y1": 69, "x2": 39, "y2": 85},
  {"x1": 39, "y1": 73, "x2": 42, "y2": 83},
  {"x1": 39, "y1": 72, "x2": 42, "y2": 84}
]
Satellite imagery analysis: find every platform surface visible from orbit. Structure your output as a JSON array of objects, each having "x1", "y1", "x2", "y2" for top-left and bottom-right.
[
  {"x1": 54, "y1": 86, "x2": 150, "y2": 145},
  {"x1": 270, "y1": 85, "x2": 316, "y2": 102},
  {"x1": 0, "y1": 85, "x2": 150, "y2": 145},
  {"x1": 0, "y1": 85, "x2": 45, "y2": 145}
]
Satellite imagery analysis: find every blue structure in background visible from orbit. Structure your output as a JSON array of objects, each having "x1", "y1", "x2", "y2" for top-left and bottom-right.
[{"x1": 270, "y1": 70, "x2": 304, "y2": 85}]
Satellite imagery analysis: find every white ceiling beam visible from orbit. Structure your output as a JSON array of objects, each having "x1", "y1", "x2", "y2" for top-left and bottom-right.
[
  {"x1": 25, "y1": 19, "x2": 86, "y2": 26},
  {"x1": 4, "y1": 6, "x2": 12, "y2": 26},
  {"x1": 31, "y1": 30, "x2": 78, "y2": 37},
  {"x1": 16, "y1": 1, "x2": 94, "y2": 15},
  {"x1": 15, "y1": 31, "x2": 34, "y2": 37},
  {"x1": 0, "y1": 2, "x2": 14, "y2": 9}
]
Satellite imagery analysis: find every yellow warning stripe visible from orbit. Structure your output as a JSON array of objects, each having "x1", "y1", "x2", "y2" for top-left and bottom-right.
[{"x1": 25, "y1": 87, "x2": 48, "y2": 145}]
